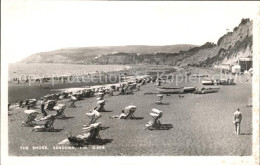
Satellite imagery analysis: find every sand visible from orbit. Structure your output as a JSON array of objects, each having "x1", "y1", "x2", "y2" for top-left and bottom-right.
[{"x1": 8, "y1": 67, "x2": 252, "y2": 156}]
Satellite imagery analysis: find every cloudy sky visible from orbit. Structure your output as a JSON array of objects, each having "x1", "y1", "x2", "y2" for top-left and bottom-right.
[{"x1": 2, "y1": 0, "x2": 259, "y2": 63}]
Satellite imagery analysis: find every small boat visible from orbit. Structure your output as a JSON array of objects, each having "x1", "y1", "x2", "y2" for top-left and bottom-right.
[
  {"x1": 203, "y1": 87, "x2": 220, "y2": 93},
  {"x1": 194, "y1": 87, "x2": 220, "y2": 94},
  {"x1": 202, "y1": 79, "x2": 214, "y2": 85},
  {"x1": 192, "y1": 74, "x2": 209, "y2": 77},
  {"x1": 156, "y1": 86, "x2": 184, "y2": 94},
  {"x1": 183, "y1": 87, "x2": 196, "y2": 93}
]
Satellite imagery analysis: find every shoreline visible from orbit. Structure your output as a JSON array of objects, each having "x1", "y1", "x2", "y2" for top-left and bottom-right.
[
  {"x1": 8, "y1": 64, "x2": 178, "y2": 103},
  {"x1": 8, "y1": 64, "x2": 133, "y2": 103}
]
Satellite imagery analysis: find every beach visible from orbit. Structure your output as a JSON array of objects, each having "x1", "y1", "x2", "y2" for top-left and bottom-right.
[{"x1": 8, "y1": 66, "x2": 252, "y2": 156}]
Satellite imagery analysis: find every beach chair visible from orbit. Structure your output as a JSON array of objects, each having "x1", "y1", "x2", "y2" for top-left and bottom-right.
[
  {"x1": 124, "y1": 105, "x2": 137, "y2": 119},
  {"x1": 21, "y1": 110, "x2": 39, "y2": 127},
  {"x1": 96, "y1": 92, "x2": 105, "y2": 100},
  {"x1": 145, "y1": 108, "x2": 162, "y2": 130},
  {"x1": 68, "y1": 95, "x2": 77, "y2": 108},
  {"x1": 85, "y1": 89, "x2": 93, "y2": 98},
  {"x1": 136, "y1": 84, "x2": 141, "y2": 91},
  {"x1": 124, "y1": 88, "x2": 134, "y2": 95},
  {"x1": 90, "y1": 90, "x2": 95, "y2": 97},
  {"x1": 68, "y1": 123, "x2": 102, "y2": 146},
  {"x1": 155, "y1": 94, "x2": 163, "y2": 104},
  {"x1": 75, "y1": 92, "x2": 84, "y2": 100},
  {"x1": 107, "y1": 89, "x2": 114, "y2": 96},
  {"x1": 32, "y1": 114, "x2": 56, "y2": 132},
  {"x1": 97, "y1": 100, "x2": 106, "y2": 112},
  {"x1": 45, "y1": 100, "x2": 57, "y2": 110},
  {"x1": 85, "y1": 109, "x2": 101, "y2": 125},
  {"x1": 145, "y1": 78, "x2": 151, "y2": 83},
  {"x1": 21, "y1": 99, "x2": 30, "y2": 108},
  {"x1": 53, "y1": 104, "x2": 67, "y2": 119},
  {"x1": 128, "y1": 83, "x2": 137, "y2": 90},
  {"x1": 28, "y1": 99, "x2": 37, "y2": 108}
]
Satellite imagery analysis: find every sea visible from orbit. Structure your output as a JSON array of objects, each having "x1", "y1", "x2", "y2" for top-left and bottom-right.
[{"x1": 8, "y1": 63, "x2": 130, "y2": 80}]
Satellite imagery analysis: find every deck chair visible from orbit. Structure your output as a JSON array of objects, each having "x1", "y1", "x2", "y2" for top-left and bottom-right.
[
  {"x1": 68, "y1": 95, "x2": 77, "y2": 108},
  {"x1": 124, "y1": 105, "x2": 137, "y2": 119},
  {"x1": 128, "y1": 83, "x2": 137, "y2": 90},
  {"x1": 97, "y1": 100, "x2": 106, "y2": 112},
  {"x1": 155, "y1": 94, "x2": 163, "y2": 104},
  {"x1": 32, "y1": 114, "x2": 56, "y2": 132},
  {"x1": 54, "y1": 104, "x2": 67, "y2": 119},
  {"x1": 45, "y1": 100, "x2": 57, "y2": 110},
  {"x1": 107, "y1": 89, "x2": 114, "y2": 96},
  {"x1": 84, "y1": 89, "x2": 92, "y2": 98},
  {"x1": 28, "y1": 99, "x2": 37, "y2": 108},
  {"x1": 68, "y1": 123, "x2": 102, "y2": 146},
  {"x1": 21, "y1": 110, "x2": 39, "y2": 127},
  {"x1": 85, "y1": 109, "x2": 101, "y2": 125},
  {"x1": 145, "y1": 108, "x2": 163, "y2": 130},
  {"x1": 125, "y1": 89, "x2": 134, "y2": 95},
  {"x1": 96, "y1": 92, "x2": 105, "y2": 100},
  {"x1": 82, "y1": 122, "x2": 102, "y2": 140}
]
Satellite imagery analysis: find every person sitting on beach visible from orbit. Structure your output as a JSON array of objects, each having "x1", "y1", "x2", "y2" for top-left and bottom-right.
[
  {"x1": 25, "y1": 99, "x2": 29, "y2": 107},
  {"x1": 40, "y1": 98, "x2": 48, "y2": 117},
  {"x1": 156, "y1": 79, "x2": 162, "y2": 86},
  {"x1": 18, "y1": 100, "x2": 23, "y2": 107},
  {"x1": 152, "y1": 78, "x2": 156, "y2": 84},
  {"x1": 109, "y1": 110, "x2": 127, "y2": 119},
  {"x1": 118, "y1": 87, "x2": 125, "y2": 95}
]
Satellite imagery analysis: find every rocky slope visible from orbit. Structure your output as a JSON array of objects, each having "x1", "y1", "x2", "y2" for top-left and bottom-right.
[{"x1": 21, "y1": 18, "x2": 252, "y2": 67}]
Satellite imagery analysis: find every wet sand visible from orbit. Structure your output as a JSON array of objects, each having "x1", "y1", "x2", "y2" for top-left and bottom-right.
[{"x1": 8, "y1": 67, "x2": 252, "y2": 156}]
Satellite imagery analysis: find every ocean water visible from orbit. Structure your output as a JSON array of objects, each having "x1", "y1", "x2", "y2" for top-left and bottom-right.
[{"x1": 8, "y1": 63, "x2": 130, "y2": 79}]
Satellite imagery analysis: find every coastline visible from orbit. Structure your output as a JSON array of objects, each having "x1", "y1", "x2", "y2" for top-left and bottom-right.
[{"x1": 8, "y1": 64, "x2": 177, "y2": 103}]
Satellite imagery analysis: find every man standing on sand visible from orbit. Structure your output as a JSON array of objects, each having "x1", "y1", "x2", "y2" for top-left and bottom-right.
[{"x1": 233, "y1": 108, "x2": 242, "y2": 135}]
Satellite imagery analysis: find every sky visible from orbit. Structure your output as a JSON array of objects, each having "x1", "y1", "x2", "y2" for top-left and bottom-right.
[{"x1": 2, "y1": 0, "x2": 259, "y2": 63}]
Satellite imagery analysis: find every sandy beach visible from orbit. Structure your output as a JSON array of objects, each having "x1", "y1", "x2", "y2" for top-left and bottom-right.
[{"x1": 8, "y1": 67, "x2": 252, "y2": 156}]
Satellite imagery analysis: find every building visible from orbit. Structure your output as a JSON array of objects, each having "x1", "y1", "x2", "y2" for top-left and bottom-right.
[
  {"x1": 239, "y1": 57, "x2": 252, "y2": 72},
  {"x1": 232, "y1": 65, "x2": 241, "y2": 74},
  {"x1": 213, "y1": 64, "x2": 232, "y2": 71}
]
